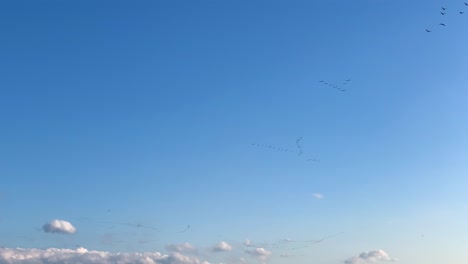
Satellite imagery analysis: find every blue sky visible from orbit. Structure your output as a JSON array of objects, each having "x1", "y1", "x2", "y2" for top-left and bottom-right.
[{"x1": 1, "y1": 1, "x2": 468, "y2": 264}]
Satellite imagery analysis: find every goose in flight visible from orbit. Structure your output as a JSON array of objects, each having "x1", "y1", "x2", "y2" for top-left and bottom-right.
[
  {"x1": 442, "y1": 7, "x2": 447, "y2": 10},
  {"x1": 441, "y1": 12, "x2": 446, "y2": 15},
  {"x1": 465, "y1": 3, "x2": 468, "y2": 6},
  {"x1": 440, "y1": 23, "x2": 446, "y2": 26},
  {"x1": 460, "y1": 11, "x2": 465, "y2": 14},
  {"x1": 425, "y1": 29, "x2": 432, "y2": 32},
  {"x1": 178, "y1": 225, "x2": 191, "y2": 233}
]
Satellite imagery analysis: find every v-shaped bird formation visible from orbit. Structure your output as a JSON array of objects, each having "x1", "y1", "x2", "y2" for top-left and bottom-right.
[
  {"x1": 251, "y1": 137, "x2": 320, "y2": 163},
  {"x1": 318, "y1": 79, "x2": 351, "y2": 92}
]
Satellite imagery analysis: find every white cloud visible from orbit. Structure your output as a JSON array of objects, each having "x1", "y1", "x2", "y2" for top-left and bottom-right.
[
  {"x1": 212, "y1": 242, "x2": 232, "y2": 252},
  {"x1": 244, "y1": 248, "x2": 271, "y2": 263},
  {"x1": 312, "y1": 193, "x2": 324, "y2": 199},
  {"x1": 165, "y1": 252, "x2": 208, "y2": 264},
  {"x1": 344, "y1": 250, "x2": 397, "y2": 264},
  {"x1": 0, "y1": 247, "x2": 210, "y2": 264},
  {"x1": 42, "y1": 219, "x2": 76, "y2": 234}
]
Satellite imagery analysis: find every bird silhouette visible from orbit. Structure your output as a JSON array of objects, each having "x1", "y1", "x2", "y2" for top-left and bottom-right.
[
  {"x1": 440, "y1": 23, "x2": 446, "y2": 26},
  {"x1": 460, "y1": 11, "x2": 465, "y2": 14},
  {"x1": 442, "y1": 7, "x2": 447, "y2": 10},
  {"x1": 465, "y1": 2, "x2": 468, "y2": 6},
  {"x1": 178, "y1": 225, "x2": 191, "y2": 233},
  {"x1": 441, "y1": 12, "x2": 446, "y2": 15},
  {"x1": 425, "y1": 29, "x2": 432, "y2": 32}
]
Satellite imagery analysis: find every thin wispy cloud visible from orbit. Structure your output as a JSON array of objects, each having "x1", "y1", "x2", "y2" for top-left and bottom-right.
[
  {"x1": 166, "y1": 243, "x2": 198, "y2": 254},
  {"x1": 0, "y1": 247, "x2": 211, "y2": 264},
  {"x1": 344, "y1": 250, "x2": 397, "y2": 264},
  {"x1": 279, "y1": 253, "x2": 294, "y2": 258},
  {"x1": 312, "y1": 193, "x2": 324, "y2": 199},
  {"x1": 211, "y1": 241, "x2": 232, "y2": 252},
  {"x1": 243, "y1": 239, "x2": 254, "y2": 247},
  {"x1": 100, "y1": 233, "x2": 124, "y2": 245},
  {"x1": 42, "y1": 219, "x2": 76, "y2": 234}
]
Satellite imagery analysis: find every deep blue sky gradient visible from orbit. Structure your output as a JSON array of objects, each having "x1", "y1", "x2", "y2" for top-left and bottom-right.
[{"x1": 1, "y1": 1, "x2": 468, "y2": 263}]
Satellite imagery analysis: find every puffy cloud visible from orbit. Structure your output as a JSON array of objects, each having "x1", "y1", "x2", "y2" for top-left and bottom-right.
[
  {"x1": 344, "y1": 250, "x2": 397, "y2": 264},
  {"x1": 312, "y1": 193, "x2": 324, "y2": 199},
  {"x1": 164, "y1": 252, "x2": 208, "y2": 264},
  {"x1": 42, "y1": 219, "x2": 76, "y2": 234},
  {"x1": 244, "y1": 248, "x2": 271, "y2": 263},
  {"x1": 0, "y1": 247, "x2": 210, "y2": 264},
  {"x1": 211, "y1": 242, "x2": 232, "y2": 252}
]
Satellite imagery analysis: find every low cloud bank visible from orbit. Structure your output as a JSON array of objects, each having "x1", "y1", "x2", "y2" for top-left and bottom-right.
[{"x1": 0, "y1": 247, "x2": 210, "y2": 264}]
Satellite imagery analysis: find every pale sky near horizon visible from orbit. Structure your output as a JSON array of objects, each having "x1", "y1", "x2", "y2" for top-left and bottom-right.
[{"x1": 1, "y1": 1, "x2": 468, "y2": 264}]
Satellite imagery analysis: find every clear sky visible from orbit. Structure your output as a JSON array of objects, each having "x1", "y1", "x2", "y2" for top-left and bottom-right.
[{"x1": 1, "y1": 1, "x2": 468, "y2": 264}]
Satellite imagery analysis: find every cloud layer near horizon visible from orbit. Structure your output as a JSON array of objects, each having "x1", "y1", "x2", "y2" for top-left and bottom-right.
[{"x1": 0, "y1": 247, "x2": 211, "y2": 264}]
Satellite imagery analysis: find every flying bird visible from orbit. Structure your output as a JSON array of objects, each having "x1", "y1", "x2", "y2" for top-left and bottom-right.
[
  {"x1": 77, "y1": 218, "x2": 160, "y2": 232},
  {"x1": 442, "y1": 7, "x2": 447, "y2": 10},
  {"x1": 425, "y1": 29, "x2": 432, "y2": 32},
  {"x1": 460, "y1": 11, "x2": 465, "y2": 14},
  {"x1": 281, "y1": 232, "x2": 343, "y2": 250},
  {"x1": 465, "y1": 2, "x2": 468, "y2": 6},
  {"x1": 178, "y1": 225, "x2": 191, "y2": 233},
  {"x1": 441, "y1": 12, "x2": 446, "y2": 15},
  {"x1": 440, "y1": 23, "x2": 446, "y2": 26}
]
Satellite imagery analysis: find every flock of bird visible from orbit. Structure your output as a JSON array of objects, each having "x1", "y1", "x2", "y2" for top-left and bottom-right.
[
  {"x1": 250, "y1": 78, "x2": 352, "y2": 162},
  {"x1": 77, "y1": 217, "x2": 191, "y2": 234},
  {"x1": 426, "y1": 3, "x2": 468, "y2": 32},
  {"x1": 251, "y1": 137, "x2": 320, "y2": 163},
  {"x1": 318, "y1": 79, "x2": 351, "y2": 92},
  {"x1": 241, "y1": 232, "x2": 343, "y2": 252}
]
